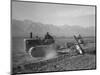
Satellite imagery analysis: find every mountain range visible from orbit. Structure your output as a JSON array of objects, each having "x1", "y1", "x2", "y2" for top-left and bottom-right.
[{"x1": 11, "y1": 19, "x2": 95, "y2": 37}]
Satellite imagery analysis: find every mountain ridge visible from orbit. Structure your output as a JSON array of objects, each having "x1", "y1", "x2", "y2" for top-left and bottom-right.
[{"x1": 11, "y1": 19, "x2": 95, "y2": 37}]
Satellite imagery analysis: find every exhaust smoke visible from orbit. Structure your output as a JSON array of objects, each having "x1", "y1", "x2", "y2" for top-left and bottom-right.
[{"x1": 44, "y1": 48, "x2": 57, "y2": 60}]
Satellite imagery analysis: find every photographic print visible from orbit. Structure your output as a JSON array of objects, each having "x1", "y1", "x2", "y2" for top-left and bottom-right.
[{"x1": 11, "y1": 0, "x2": 96, "y2": 74}]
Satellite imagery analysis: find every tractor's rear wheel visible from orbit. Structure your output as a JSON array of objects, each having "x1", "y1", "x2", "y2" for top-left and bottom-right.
[{"x1": 29, "y1": 46, "x2": 46, "y2": 58}]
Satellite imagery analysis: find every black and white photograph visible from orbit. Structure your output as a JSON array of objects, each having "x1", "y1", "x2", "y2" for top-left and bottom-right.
[{"x1": 11, "y1": 0, "x2": 96, "y2": 74}]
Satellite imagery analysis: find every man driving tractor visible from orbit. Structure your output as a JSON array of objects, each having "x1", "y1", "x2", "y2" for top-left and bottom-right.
[{"x1": 43, "y1": 32, "x2": 55, "y2": 44}]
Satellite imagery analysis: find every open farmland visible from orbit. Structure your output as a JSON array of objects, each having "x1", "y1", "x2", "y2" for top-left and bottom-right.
[{"x1": 12, "y1": 36, "x2": 96, "y2": 74}]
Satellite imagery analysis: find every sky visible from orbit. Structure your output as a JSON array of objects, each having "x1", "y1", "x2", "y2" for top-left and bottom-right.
[{"x1": 12, "y1": 1, "x2": 95, "y2": 27}]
